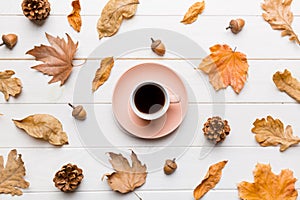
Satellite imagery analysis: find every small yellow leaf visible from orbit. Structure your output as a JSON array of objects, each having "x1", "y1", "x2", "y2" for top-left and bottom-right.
[
  {"x1": 252, "y1": 116, "x2": 300, "y2": 152},
  {"x1": 0, "y1": 70, "x2": 22, "y2": 101},
  {"x1": 92, "y1": 57, "x2": 114, "y2": 92},
  {"x1": 181, "y1": 1, "x2": 205, "y2": 24},
  {"x1": 0, "y1": 149, "x2": 30, "y2": 196},
  {"x1": 67, "y1": 0, "x2": 82, "y2": 32},
  {"x1": 238, "y1": 163, "x2": 298, "y2": 200},
  {"x1": 193, "y1": 160, "x2": 227, "y2": 199},
  {"x1": 198, "y1": 44, "x2": 249, "y2": 94},
  {"x1": 13, "y1": 114, "x2": 68, "y2": 146},
  {"x1": 273, "y1": 69, "x2": 300, "y2": 102}
]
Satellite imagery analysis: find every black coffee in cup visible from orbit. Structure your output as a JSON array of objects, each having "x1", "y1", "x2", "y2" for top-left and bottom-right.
[{"x1": 134, "y1": 84, "x2": 165, "y2": 114}]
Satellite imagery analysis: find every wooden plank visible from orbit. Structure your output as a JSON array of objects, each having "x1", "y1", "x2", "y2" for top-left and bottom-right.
[
  {"x1": 0, "y1": 60, "x2": 299, "y2": 104},
  {"x1": 0, "y1": 16, "x2": 300, "y2": 59}
]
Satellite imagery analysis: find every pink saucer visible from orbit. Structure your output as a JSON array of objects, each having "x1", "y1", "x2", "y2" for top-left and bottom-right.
[{"x1": 112, "y1": 63, "x2": 188, "y2": 139}]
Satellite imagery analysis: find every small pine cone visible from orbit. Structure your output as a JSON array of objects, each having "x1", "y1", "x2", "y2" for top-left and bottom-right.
[
  {"x1": 203, "y1": 116, "x2": 230, "y2": 144},
  {"x1": 53, "y1": 163, "x2": 84, "y2": 192},
  {"x1": 22, "y1": 0, "x2": 51, "y2": 21}
]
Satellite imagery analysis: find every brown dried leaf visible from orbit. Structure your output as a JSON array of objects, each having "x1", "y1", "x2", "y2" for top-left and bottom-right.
[
  {"x1": 103, "y1": 150, "x2": 147, "y2": 194},
  {"x1": 238, "y1": 163, "x2": 298, "y2": 200},
  {"x1": 198, "y1": 44, "x2": 249, "y2": 94},
  {"x1": 13, "y1": 114, "x2": 68, "y2": 146},
  {"x1": 181, "y1": 1, "x2": 205, "y2": 24},
  {"x1": 273, "y1": 69, "x2": 300, "y2": 102},
  {"x1": 193, "y1": 160, "x2": 227, "y2": 199},
  {"x1": 97, "y1": 0, "x2": 139, "y2": 39},
  {"x1": 0, "y1": 70, "x2": 22, "y2": 101},
  {"x1": 0, "y1": 149, "x2": 30, "y2": 196},
  {"x1": 252, "y1": 116, "x2": 300, "y2": 152},
  {"x1": 26, "y1": 33, "x2": 78, "y2": 86},
  {"x1": 92, "y1": 57, "x2": 114, "y2": 92},
  {"x1": 67, "y1": 0, "x2": 82, "y2": 32},
  {"x1": 262, "y1": 0, "x2": 300, "y2": 44}
]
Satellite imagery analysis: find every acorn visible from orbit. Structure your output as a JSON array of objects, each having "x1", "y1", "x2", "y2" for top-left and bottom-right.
[
  {"x1": 0, "y1": 34, "x2": 18, "y2": 49},
  {"x1": 163, "y1": 158, "x2": 177, "y2": 175},
  {"x1": 226, "y1": 18, "x2": 245, "y2": 34},
  {"x1": 68, "y1": 103, "x2": 87, "y2": 120},
  {"x1": 151, "y1": 38, "x2": 166, "y2": 56}
]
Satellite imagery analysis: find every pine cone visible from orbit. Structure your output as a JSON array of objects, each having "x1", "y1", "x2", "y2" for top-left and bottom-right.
[
  {"x1": 22, "y1": 0, "x2": 51, "y2": 21},
  {"x1": 203, "y1": 116, "x2": 230, "y2": 144},
  {"x1": 53, "y1": 163, "x2": 84, "y2": 192}
]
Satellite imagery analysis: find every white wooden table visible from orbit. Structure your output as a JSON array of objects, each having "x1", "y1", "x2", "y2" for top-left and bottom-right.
[{"x1": 1, "y1": 0, "x2": 300, "y2": 199}]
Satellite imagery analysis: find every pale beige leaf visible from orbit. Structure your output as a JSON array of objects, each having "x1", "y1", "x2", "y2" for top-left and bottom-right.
[
  {"x1": 13, "y1": 114, "x2": 68, "y2": 146},
  {"x1": 0, "y1": 149, "x2": 30, "y2": 196},
  {"x1": 67, "y1": 0, "x2": 82, "y2": 32},
  {"x1": 97, "y1": 0, "x2": 139, "y2": 39},
  {"x1": 103, "y1": 150, "x2": 147, "y2": 194},
  {"x1": 193, "y1": 160, "x2": 227, "y2": 199},
  {"x1": 252, "y1": 116, "x2": 300, "y2": 152},
  {"x1": 198, "y1": 44, "x2": 249, "y2": 94},
  {"x1": 262, "y1": 0, "x2": 300, "y2": 44},
  {"x1": 238, "y1": 163, "x2": 298, "y2": 200},
  {"x1": 92, "y1": 57, "x2": 114, "y2": 92},
  {"x1": 273, "y1": 69, "x2": 300, "y2": 102},
  {"x1": 0, "y1": 70, "x2": 22, "y2": 101},
  {"x1": 26, "y1": 33, "x2": 78, "y2": 86},
  {"x1": 181, "y1": 1, "x2": 205, "y2": 24}
]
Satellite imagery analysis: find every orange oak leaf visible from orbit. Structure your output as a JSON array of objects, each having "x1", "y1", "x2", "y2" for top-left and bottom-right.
[
  {"x1": 262, "y1": 0, "x2": 300, "y2": 45},
  {"x1": 68, "y1": 0, "x2": 82, "y2": 32},
  {"x1": 194, "y1": 160, "x2": 227, "y2": 199},
  {"x1": 198, "y1": 44, "x2": 249, "y2": 94},
  {"x1": 102, "y1": 151, "x2": 147, "y2": 194},
  {"x1": 26, "y1": 33, "x2": 78, "y2": 86},
  {"x1": 238, "y1": 163, "x2": 298, "y2": 200},
  {"x1": 181, "y1": 1, "x2": 205, "y2": 24}
]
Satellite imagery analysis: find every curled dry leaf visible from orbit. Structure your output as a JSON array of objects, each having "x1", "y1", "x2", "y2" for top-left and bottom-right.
[
  {"x1": 102, "y1": 150, "x2": 147, "y2": 194},
  {"x1": 92, "y1": 57, "x2": 114, "y2": 92},
  {"x1": 0, "y1": 149, "x2": 30, "y2": 196},
  {"x1": 198, "y1": 44, "x2": 249, "y2": 94},
  {"x1": 0, "y1": 70, "x2": 22, "y2": 101},
  {"x1": 238, "y1": 163, "x2": 298, "y2": 200},
  {"x1": 194, "y1": 160, "x2": 227, "y2": 200},
  {"x1": 26, "y1": 33, "x2": 78, "y2": 86},
  {"x1": 262, "y1": 0, "x2": 300, "y2": 44},
  {"x1": 181, "y1": 1, "x2": 205, "y2": 24},
  {"x1": 97, "y1": 0, "x2": 139, "y2": 39},
  {"x1": 67, "y1": 0, "x2": 82, "y2": 32},
  {"x1": 273, "y1": 69, "x2": 300, "y2": 102},
  {"x1": 252, "y1": 116, "x2": 300, "y2": 152},
  {"x1": 13, "y1": 114, "x2": 68, "y2": 146}
]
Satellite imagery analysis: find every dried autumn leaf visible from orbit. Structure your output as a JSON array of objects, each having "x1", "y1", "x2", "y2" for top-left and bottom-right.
[
  {"x1": 198, "y1": 44, "x2": 249, "y2": 94},
  {"x1": 13, "y1": 114, "x2": 68, "y2": 146},
  {"x1": 102, "y1": 150, "x2": 147, "y2": 194},
  {"x1": 194, "y1": 160, "x2": 227, "y2": 199},
  {"x1": 181, "y1": 1, "x2": 205, "y2": 24},
  {"x1": 238, "y1": 163, "x2": 298, "y2": 200},
  {"x1": 252, "y1": 116, "x2": 300, "y2": 152},
  {"x1": 0, "y1": 70, "x2": 22, "y2": 101},
  {"x1": 0, "y1": 149, "x2": 30, "y2": 196},
  {"x1": 97, "y1": 0, "x2": 139, "y2": 39},
  {"x1": 262, "y1": 0, "x2": 300, "y2": 45},
  {"x1": 273, "y1": 69, "x2": 300, "y2": 102},
  {"x1": 26, "y1": 33, "x2": 78, "y2": 86},
  {"x1": 68, "y1": 0, "x2": 82, "y2": 32},
  {"x1": 92, "y1": 57, "x2": 114, "y2": 92}
]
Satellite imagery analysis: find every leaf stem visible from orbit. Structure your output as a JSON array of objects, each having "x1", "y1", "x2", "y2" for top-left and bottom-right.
[
  {"x1": 68, "y1": 103, "x2": 75, "y2": 109},
  {"x1": 73, "y1": 59, "x2": 87, "y2": 67},
  {"x1": 233, "y1": 47, "x2": 237, "y2": 52},
  {"x1": 133, "y1": 191, "x2": 142, "y2": 200}
]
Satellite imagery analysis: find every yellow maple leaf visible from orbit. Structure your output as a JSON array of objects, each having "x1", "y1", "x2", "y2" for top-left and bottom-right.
[{"x1": 198, "y1": 44, "x2": 249, "y2": 94}]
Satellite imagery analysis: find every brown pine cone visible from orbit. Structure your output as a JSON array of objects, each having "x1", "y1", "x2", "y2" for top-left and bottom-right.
[
  {"x1": 203, "y1": 116, "x2": 230, "y2": 144},
  {"x1": 21, "y1": 0, "x2": 51, "y2": 21},
  {"x1": 53, "y1": 163, "x2": 84, "y2": 192}
]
